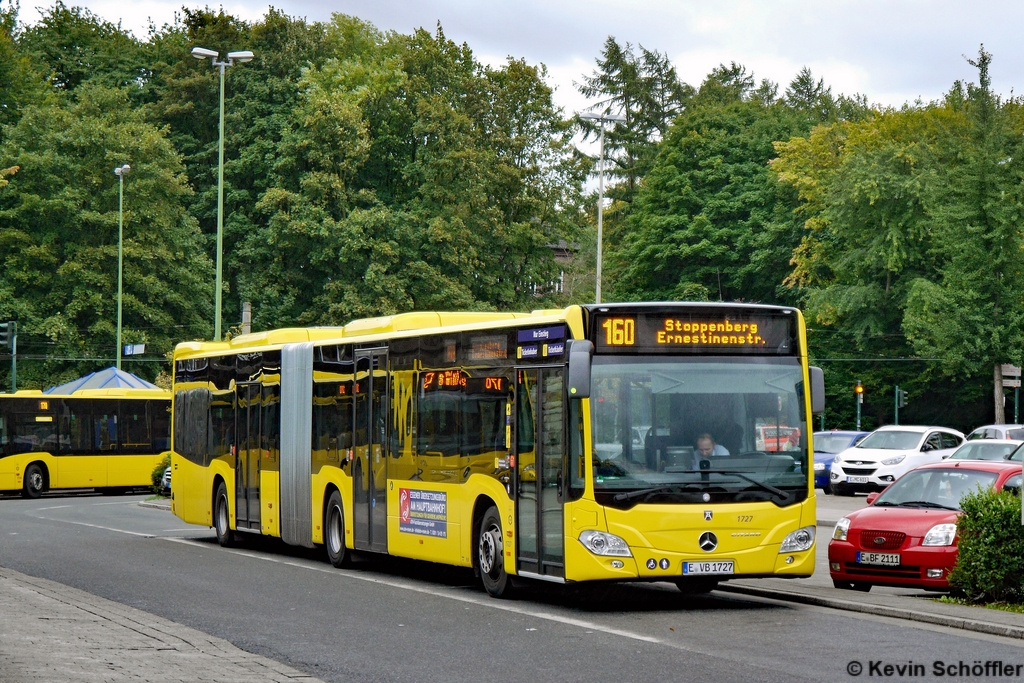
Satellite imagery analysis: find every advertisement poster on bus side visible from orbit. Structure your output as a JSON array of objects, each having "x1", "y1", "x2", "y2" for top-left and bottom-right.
[{"x1": 399, "y1": 488, "x2": 448, "y2": 538}]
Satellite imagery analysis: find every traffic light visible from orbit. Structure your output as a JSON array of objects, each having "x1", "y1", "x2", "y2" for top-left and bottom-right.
[
  {"x1": 0, "y1": 321, "x2": 12, "y2": 351},
  {"x1": 898, "y1": 389, "x2": 909, "y2": 408},
  {"x1": 855, "y1": 381, "x2": 864, "y2": 404}
]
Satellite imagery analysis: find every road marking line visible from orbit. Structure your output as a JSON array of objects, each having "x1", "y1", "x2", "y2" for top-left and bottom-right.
[
  {"x1": 161, "y1": 537, "x2": 663, "y2": 645},
  {"x1": 35, "y1": 517, "x2": 155, "y2": 538},
  {"x1": 35, "y1": 505, "x2": 71, "y2": 511}
]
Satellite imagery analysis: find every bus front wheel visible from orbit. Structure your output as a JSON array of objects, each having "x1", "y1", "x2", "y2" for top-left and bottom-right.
[
  {"x1": 214, "y1": 482, "x2": 234, "y2": 547},
  {"x1": 478, "y1": 506, "x2": 513, "y2": 598},
  {"x1": 22, "y1": 463, "x2": 45, "y2": 499},
  {"x1": 325, "y1": 490, "x2": 351, "y2": 568}
]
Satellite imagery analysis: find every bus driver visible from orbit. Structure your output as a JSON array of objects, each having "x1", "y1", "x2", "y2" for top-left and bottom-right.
[{"x1": 696, "y1": 433, "x2": 730, "y2": 457}]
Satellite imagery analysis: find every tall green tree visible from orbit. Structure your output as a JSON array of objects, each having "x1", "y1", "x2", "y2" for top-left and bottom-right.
[
  {"x1": 16, "y1": 1, "x2": 147, "y2": 94},
  {"x1": 576, "y1": 37, "x2": 692, "y2": 206},
  {"x1": 902, "y1": 49, "x2": 1024, "y2": 422},
  {"x1": 0, "y1": 85, "x2": 211, "y2": 388},
  {"x1": 773, "y1": 47, "x2": 1022, "y2": 430},
  {"x1": 237, "y1": 22, "x2": 585, "y2": 326},
  {"x1": 0, "y1": 3, "x2": 49, "y2": 137},
  {"x1": 610, "y1": 66, "x2": 861, "y2": 304}
]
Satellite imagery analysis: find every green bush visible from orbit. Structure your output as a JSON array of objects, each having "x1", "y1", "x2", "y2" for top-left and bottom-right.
[
  {"x1": 151, "y1": 452, "x2": 171, "y2": 495},
  {"x1": 948, "y1": 488, "x2": 1024, "y2": 603}
]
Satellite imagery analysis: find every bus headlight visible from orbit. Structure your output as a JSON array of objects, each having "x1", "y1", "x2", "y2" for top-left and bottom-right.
[
  {"x1": 578, "y1": 530, "x2": 632, "y2": 557},
  {"x1": 779, "y1": 526, "x2": 815, "y2": 553},
  {"x1": 922, "y1": 523, "x2": 957, "y2": 546}
]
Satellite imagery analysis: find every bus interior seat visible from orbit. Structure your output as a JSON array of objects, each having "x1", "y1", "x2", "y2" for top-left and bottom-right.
[{"x1": 645, "y1": 429, "x2": 693, "y2": 471}]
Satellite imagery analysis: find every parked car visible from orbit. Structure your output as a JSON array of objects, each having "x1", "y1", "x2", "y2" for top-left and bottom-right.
[
  {"x1": 828, "y1": 460, "x2": 1022, "y2": 591},
  {"x1": 965, "y1": 424, "x2": 1024, "y2": 441},
  {"x1": 813, "y1": 430, "x2": 869, "y2": 493},
  {"x1": 160, "y1": 466, "x2": 171, "y2": 496},
  {"x1": 829, "y1": 425, "x2": 964, "y2": 495},
  {"x1": 945, "y1": 439, "x2": 1023, "y2": 461}
]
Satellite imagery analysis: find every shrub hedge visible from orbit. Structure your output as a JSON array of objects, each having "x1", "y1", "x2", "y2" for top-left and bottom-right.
[
  {"x1": 948, "y1": 488, "x2": 1024, "y2": 603},
  {"x1": 151, "y1": 452, "x2": 171, "y2": 495}
]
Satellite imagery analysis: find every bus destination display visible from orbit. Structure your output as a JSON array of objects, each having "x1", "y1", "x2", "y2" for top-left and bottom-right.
[{"x1": 593, "y1": 310, "x2": 796, "y2": 355}]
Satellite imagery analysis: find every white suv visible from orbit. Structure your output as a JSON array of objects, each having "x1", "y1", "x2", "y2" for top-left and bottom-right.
[
  {"x1": 829, "y1": 425, "x2": 964, "y2": 495},
  {"x1": 966, "y1": 424, "x2": 1024, "y2": 441}
]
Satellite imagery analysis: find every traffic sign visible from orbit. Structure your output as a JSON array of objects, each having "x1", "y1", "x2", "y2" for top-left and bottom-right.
[
  {"x1": 1002, "y1": 364, "x2": 1021, "y2": 377},
  {"x1": 1003, "y1": 379, "x2": 1021, "y2": 388}
]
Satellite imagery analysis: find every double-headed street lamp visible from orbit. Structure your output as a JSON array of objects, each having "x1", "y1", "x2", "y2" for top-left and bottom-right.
[
  {"x1": 191, "y1": 46, "x2": 254, "y2": 341},
  {"x1": 580, "y1": 111, "x2": 625, "y2": 304},
  {"x1": 113, "y1": 163, "x2": 131, "y2": 370}
]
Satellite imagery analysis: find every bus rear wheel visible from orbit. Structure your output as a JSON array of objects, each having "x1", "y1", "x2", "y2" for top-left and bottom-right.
[
  {"x1": 214, "y1": 482, "x2": 234, "y2": 547},
  {"x1": 478, "y1": 506, "x2": 513, "y2": 598},
  {"x1": 325, "y1": 491, "x2": 351, "y2": 568},
  {"x1": 22, "y1": 463, "x2": 45, "y2": 499}
]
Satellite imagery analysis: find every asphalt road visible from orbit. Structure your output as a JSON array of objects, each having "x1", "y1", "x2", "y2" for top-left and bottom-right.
[{"x1": 2, "y1": 492, "x2": 1022, "y2": 683}]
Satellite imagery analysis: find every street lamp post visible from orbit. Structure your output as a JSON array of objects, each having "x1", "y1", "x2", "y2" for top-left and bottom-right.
[
  {"x1": 113, "y1": 163, "x2": 130, "y2": 370},
  {"x1": 191, "y1": 46, "x2": 254, "y2": 340},
  {"x1": 580, "y1": 111, "x2": 625, "y2": 304}
]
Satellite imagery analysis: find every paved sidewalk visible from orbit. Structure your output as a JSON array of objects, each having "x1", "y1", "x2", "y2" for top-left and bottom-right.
[
  {"x1": 723, "y1": 578, "x2": 1024, "y2": 640},
  {"x1": 0, "y1": 566, "x2": 322, "y2": 683}
]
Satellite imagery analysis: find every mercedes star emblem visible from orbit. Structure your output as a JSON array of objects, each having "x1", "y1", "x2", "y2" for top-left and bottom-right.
[{"x1": 699, "y1": 531, "x2": 718, "y2": 552}]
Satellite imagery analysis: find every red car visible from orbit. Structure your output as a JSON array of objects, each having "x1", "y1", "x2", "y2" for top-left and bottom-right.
[{"x1": 828, "y1": 460, "x2": 1023, "y2": 591}]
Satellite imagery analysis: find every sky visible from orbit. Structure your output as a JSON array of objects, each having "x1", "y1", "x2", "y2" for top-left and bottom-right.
[{"x1": 16, "y1": 0, "x2": 1024, "y2": 116}]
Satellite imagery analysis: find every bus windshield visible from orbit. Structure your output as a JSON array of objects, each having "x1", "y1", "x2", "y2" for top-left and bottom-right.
[{"x1": 590, "y1": 356, "x2": 808, "y2": 508}]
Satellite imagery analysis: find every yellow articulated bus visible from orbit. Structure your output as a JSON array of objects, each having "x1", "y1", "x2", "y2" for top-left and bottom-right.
[
  {"x1": 0, "y1": 388, "x2": 172, "y2": 498},
  {"x1": 170, "y1": 303, "x2": 824, "y2": 596}
]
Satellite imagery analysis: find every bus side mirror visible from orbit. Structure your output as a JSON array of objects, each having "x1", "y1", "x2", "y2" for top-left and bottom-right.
[
  {"x1": 567, "y1": 340, "x2": 594, "y2": 399},
  {"x1": 809, "y1": 366, "x2": 825, "y2": 414}
]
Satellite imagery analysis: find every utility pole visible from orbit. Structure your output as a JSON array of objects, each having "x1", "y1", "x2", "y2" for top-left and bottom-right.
[
  {"x1": 579, "y1": 111, "x2": 625, "y2": 304},
  {"x1": 0, "y1": 321, "x2": 16, "y2": 392},
  {"x1": 855, "y1": 381, "x2": 864, "y2": 431}
]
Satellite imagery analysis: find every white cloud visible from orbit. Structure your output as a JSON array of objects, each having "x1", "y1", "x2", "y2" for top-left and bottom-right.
[{"x1": 17, "y1": 0, "x2": 1024, "y2": 111}]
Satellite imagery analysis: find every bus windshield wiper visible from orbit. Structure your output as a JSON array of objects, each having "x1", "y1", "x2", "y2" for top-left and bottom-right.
[
  {"x1": 613, "y1": 485, "x2": 687, "y2": 502},
  {"x1": 662, "y1": 469, "x2": 791, "y2": 501}
]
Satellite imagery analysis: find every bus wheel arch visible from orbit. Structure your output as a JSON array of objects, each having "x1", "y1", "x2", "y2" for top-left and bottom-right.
[
  {"x1": 213, "y1": 478, "x2": 234, "y2": 547},
  {"x1": 475, "y1": 499, "x2": 513, "y2": 598},
  {"x1": 471, "y1": 497, "x2": 497, "y2": 578},
  {"x1": 22, "y1": 462, "x2": 47, "y2": 499},
  {"x1": 324, "y1": 486, "x2": 351, "y2": 568}
]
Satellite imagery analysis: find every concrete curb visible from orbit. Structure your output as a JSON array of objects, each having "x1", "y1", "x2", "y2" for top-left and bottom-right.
[
  {"x1": 718, "y1": 583, "x2": 1024, "y2": 640},
  {"x1": 137, "y1": 499, "x2": 171, "y2": 511}
]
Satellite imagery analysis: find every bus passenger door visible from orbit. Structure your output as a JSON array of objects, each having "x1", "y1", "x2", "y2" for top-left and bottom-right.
[
  {"x1": 353, "y1": 348, "x2": 389, "y2": 553},
  {"x1": 235, "y1": 383, "x2": 261, "y2": 531},
  {"x1": 515, "y1": 367, "x2": 565, "y2": 579}
]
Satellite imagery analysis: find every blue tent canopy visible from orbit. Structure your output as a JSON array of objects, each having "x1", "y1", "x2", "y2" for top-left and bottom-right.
[{"x1": 45, "y1": 367, "x2": 160, "y2": 394}]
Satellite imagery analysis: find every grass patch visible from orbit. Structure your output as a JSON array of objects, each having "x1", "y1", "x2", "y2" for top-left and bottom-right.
[{"x1": 934, "y1": 595, "x2": 1024, "y2": 614}]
